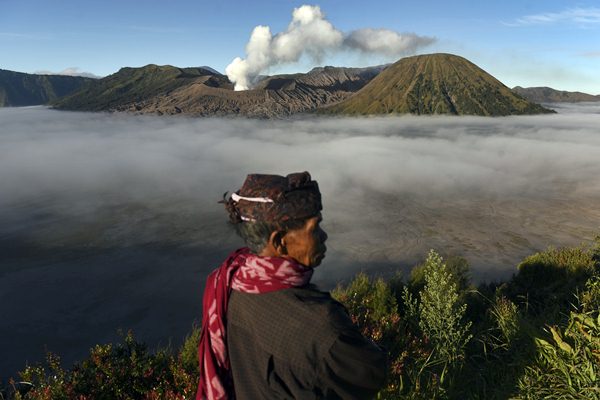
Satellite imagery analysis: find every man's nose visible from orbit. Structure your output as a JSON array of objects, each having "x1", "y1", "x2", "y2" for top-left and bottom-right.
[{"x1": 320, "y1": 228, "x2": 328, "y2": 243}]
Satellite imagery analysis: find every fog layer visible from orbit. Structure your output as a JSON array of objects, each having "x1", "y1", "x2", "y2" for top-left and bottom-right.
[{"x1": 1, "y1": 105, "x2": 599, "y2": 380}]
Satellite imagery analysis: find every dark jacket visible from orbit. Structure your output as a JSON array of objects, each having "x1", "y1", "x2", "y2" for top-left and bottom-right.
[{"x1": 227, "y1": 285, "x2": 388, "y2": 399}]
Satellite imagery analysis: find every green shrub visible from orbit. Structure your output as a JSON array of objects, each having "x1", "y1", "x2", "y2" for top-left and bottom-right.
[
  {"x1": 408, "y1": 255, "x2": 471, "y2": 296},
  {"x1": 179, "y1": 324, "x2": 201, "y2": 376},
  {"x1": 16, "y1": 352, "x2": 68, "y2": 400},
  {"x1": 333, "y1": 251, "x2": 475, "y2": 399},
  {"x1": 332, "y1": 273, "x2": 401, "y2": 344},
  {"x1": 332, "y1": 273, "x2": 408, "y2": 396},
  {"x1": 489, "y1": 294, "x2": 520, "y2": 349},
  {"x1": 508, "y1": 245, "x2": 598, "y2": 318},
  {"x1": 16, "y1": 331, "x2": 198, "y2": 400},
  {"x1": 580, "y1": 274, "x2": 600, "y2": 313},
  {"x1": 401, "y1": 250, "x2": 473, "y2": 398},
  {"x1": 409, "y1": 250, "x2": 473, "y2": 365},
  {"x1": 332, "y1": 273, "x2": 438, "y2": 398},
  {"x1": 516, "y1": 275, "x2": 600, "y2": 400}
]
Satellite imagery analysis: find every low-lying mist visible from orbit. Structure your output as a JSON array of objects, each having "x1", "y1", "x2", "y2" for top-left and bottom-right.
[{"x1": 1, "y1": 105, "x2": 599, "y2": 380}]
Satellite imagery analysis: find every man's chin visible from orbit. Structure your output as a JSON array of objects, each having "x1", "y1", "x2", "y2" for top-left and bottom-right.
[{"x1": 312, "y1": 253, "x2": 326, "y2": 268}]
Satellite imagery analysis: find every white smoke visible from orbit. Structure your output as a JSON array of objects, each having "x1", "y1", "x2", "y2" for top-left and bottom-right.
[{"x1": 225, "y1": 5, "x2": 435, "y2": 90}]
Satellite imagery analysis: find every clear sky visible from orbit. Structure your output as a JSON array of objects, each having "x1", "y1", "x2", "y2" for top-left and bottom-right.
[{"x1": 1, "y1": 0, "x2": 599, "y2": 93}]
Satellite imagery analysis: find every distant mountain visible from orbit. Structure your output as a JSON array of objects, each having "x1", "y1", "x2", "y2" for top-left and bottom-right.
[
  {"x1": 512, "y1": 86, "x2": 600, "y2": 103},
  {"x1": 321, "y1": 54, "x2": 553, "y2": 116},
  {"x1": 42, "y1": 54, "x2": 556, "y2": 117},
  {"x1": 53, "y1": 65, "x2": 229, "y2": 111},
  {"x1": 54, "y1": 64, "x2": 385, "y2": 117},
  {"x1": 0, "y1": 69, "x2": 93, "y2": 107}
]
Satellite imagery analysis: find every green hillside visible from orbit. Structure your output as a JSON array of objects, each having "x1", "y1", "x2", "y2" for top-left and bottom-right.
[
  {"x1": 52, "y1": 65, "x2": 227, "y2": 111},
  {"x1": 513, "y1": 86, "x2": 600, "y2": 103},
  {"x1": 0, "y1": 69, "x2": 92, "y2": 107},
  {"x1": 322, "y1": 53, "x2": 554, "y2": 116}
]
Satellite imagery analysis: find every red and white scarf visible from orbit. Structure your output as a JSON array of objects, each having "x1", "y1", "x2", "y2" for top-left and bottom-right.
[{"x1": 196, "y1": 247, "x2": 313, "y2": 400}]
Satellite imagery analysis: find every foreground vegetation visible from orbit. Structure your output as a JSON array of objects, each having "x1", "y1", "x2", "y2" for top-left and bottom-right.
[
  {"x1": 333, "y1": 244, "x2": 599, "y2": 399},
  {"x1": 3, "y1": 239, "x2": 599, "y2": 400}
]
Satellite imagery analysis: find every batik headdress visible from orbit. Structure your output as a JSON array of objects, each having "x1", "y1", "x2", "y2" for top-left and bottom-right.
[{"x1": 223, "y1": 171, "x2": 322, "y2": 224}]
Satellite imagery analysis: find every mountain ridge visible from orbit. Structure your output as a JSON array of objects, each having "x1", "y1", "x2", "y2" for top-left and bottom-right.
[
  {"x1": 52, "y1": 64, "x2": 229, "y2": 112},
  {"x1": 512, "y1": 86, "x2": 600, "y2": 103},
  {"x1": 53, "y1": 64, "x2": 385, "y2": 117},
  {"x1": 0, "y1": 69, "x2": 93, "y2": 107},
  {"x1": 4, "y1": 54, "x2": 557, "y2": 117}
]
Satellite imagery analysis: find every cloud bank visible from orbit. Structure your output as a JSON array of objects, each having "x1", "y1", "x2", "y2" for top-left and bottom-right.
[
  {"x1": 1, "y1": 107, "x2": 600, "y2": 206},
  {"x1": 2, "y1": 105, "x2": 600, "y2": 380},
  {"x1": 1, "y1": 105, "x2": 599, "y2": 284},
  {"x1": 1, "y1": 106, "x2": 599, "y2": 270},
  {"x1": 225, "y1": 5, "x2": 435, "y2": 90}
]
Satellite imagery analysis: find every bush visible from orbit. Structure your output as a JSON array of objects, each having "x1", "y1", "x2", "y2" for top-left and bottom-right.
[
  {"x1": 507, "y1": 244, "x2": 598, "y2": 318},
  {"x1": 413, "y1": 250, "x2": 472, "y2": 365},
  {"x1": 580, "y1": 273, "x2": 600, "y2": 313},
  {"x1": 333, "y1": 250, "x2": 474, "y2": 399},
  {"x1": 332, "y1": 273, "x2": 408, "y2": 396},
  {"x1": 15, "y1": 331, "x2": 198, "y2": 400},
  {"x1": 400, "y1": 250, "x2": 473, "y2": 399},
  {"x1": 332, "y1": 273, "x2": 401, "y2": 343},
  {"x1": 179, "y1": 324, "x2": 201, "y2": 376},
  {"x1": 516, "y1": 275, "x2": 600, "y2": 400},
  {"x1": 488, "y1": 294, "x2": 520, "y2": 349},
  {"x1": 408, "y1": 255, "x2": 471, "y2": 296}
]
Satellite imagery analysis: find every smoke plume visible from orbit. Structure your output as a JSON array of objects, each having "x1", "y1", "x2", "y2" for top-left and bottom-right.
[{"x1": 225, "y1": 5, "x2": 435, "y2": 90}]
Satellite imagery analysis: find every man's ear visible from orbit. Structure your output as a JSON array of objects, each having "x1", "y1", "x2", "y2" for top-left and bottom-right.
[{"x1": 268, "y1": 230, "x2": 287, "y2": 255}]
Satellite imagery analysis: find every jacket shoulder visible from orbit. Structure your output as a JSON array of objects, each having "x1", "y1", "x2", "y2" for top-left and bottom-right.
[
  {"x1": 227, "y1": 286, "x2": 388, "y2": 399},
  {"x1": 228, "y1": 286, "x2": 352, "y2": 357}
]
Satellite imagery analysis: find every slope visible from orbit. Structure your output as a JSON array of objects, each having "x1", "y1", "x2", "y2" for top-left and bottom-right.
[
  {"x1": 53, "y1": 64, "x2": 384, "y2": 117},
  {"x1": 52, "y1": 65, "x2": 228, "y2": 111},
  {"x1": 513, "y1": 86, "x2": 600, "y2": 103},
  {"x1": 0, "y1": 69, "x2": 93, "y2": 107},
  {"x1": 322, "y1": 54, "x2": 553, "y2": 116}
]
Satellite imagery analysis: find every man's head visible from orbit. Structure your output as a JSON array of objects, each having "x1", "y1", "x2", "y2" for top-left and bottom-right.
[{"x1": 224, "y1": 172, "x2": 327, "y2": 267}]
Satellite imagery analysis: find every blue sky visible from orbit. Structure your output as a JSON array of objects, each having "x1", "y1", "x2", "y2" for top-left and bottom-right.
[{"x1": 1, "y1": 0, "x2": 599, "y2": 93}]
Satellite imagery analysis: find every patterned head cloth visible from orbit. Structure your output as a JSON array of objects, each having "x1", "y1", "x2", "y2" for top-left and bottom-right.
[{"x1": 224, "y1": 171, "x2": 322, "y2": 225}]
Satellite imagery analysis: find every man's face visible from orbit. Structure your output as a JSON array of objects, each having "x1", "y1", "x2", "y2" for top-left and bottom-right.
[{"x1": 282, "y1": 214, "x2": 327, "y2": 268}]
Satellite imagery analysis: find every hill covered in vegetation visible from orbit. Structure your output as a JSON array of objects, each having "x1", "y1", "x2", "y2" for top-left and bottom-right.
[
  {"x1": 52, "y1": 65, "x2": 230, "y2": 112},
  {"x1": 0, "y1": 69, "x2": 93, "y2": 107},
  {"x1": 513, "y1": 86, "x2": 600, "y2": 103},
  {"x1": 321, "y1": 54, "x2": 554, "y2": 116},
  {"x1": 4, "y1": 239, "x2": 598, "y2": 400}
]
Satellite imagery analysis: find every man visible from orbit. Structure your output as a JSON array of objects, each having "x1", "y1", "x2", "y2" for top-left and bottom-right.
[{"x1": 197, "y1": 172, "x2": 387, "y2": 400}]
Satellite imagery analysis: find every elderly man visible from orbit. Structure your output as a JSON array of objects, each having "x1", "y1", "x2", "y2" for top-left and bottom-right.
[{"x1": 197, "y1": 172, "x2": 387, "y2": 400}]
